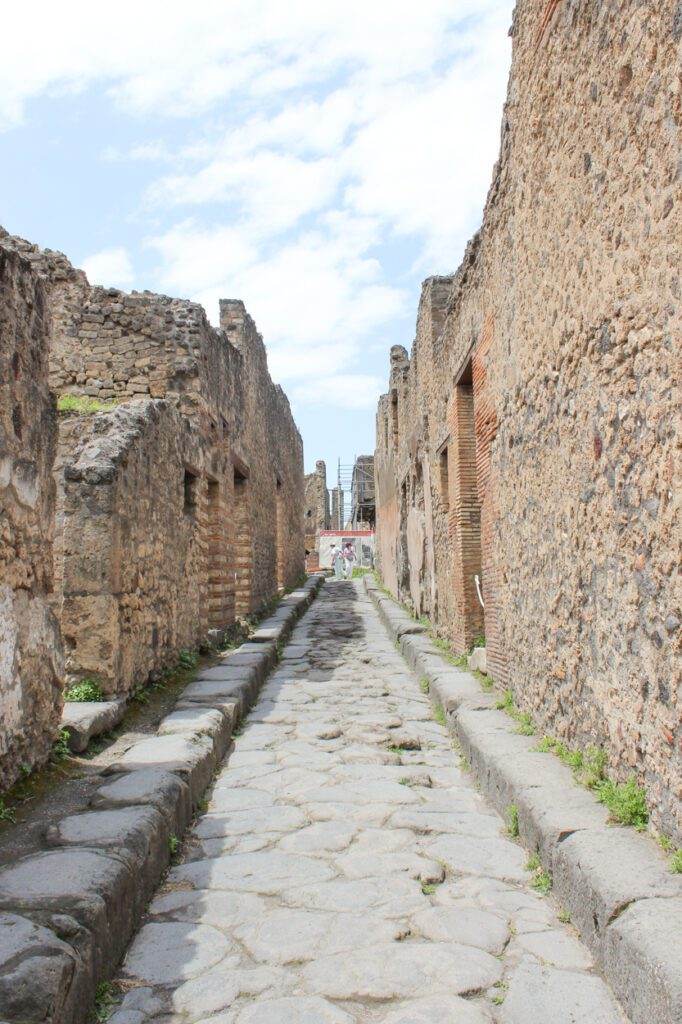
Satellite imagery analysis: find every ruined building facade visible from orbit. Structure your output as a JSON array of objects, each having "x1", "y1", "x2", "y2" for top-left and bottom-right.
[
  {"x1": 0, "y1": 229, "x2": 304, "y2": 790},
  {"x1": 375, "y1": 0, "x2": 680, "y2": 840}
]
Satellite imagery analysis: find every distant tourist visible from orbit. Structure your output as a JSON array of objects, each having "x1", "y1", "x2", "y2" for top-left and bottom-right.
[
  {"x1": 331, "y1": 544, "x2": 344, "y2": 580},
  {"x1": 342, "y1": 541, "x2": 356, "y2": 579}
]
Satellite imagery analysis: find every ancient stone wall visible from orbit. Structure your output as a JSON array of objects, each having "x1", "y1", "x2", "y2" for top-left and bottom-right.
[
  {"x1": 304, "y1": 460, "x2": 329, "y2": 569},
  {"x1": 375, "y1": 0, "x2": 681, "y2": 840},
  {"x1": 0, "y1": 245, "x2": 63, "y2": 788},
  {"x1": 0, "y1": 228, "x2": 305, "y2": 723}
]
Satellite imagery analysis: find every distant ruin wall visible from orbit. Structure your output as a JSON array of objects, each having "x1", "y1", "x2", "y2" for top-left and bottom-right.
[
  {"x1": 375, "y1": 0, "x2": 681, "y2": 840},
  {"x1": 0, "y1": 246, "x2": 63, "y2": 787},
  {"x1": 304, "y1": 460, "x2": 329, "y2": 569}
]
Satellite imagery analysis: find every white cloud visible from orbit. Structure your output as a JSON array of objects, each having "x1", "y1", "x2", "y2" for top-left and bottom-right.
[
  {"x1": 292, "y1": 374, "x2": 385, "y2": 410},
  {"x1": 2, "y1": 0, "x2": 514, "y2": 441},
  {"x1": 81, "y1": 247, "x2": 134, "y2": 289}
]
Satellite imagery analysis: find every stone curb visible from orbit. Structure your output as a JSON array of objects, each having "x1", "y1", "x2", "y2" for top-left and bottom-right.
[
  {"x1": 62, "y1": 698, "x2": 127, "y2": 753},
  {"x1": 364, "y1": 575, "x2": 682, "y2": 1024},
  {"x1": 0, "y1": 574, "x2": 325, "y2": 1024}
]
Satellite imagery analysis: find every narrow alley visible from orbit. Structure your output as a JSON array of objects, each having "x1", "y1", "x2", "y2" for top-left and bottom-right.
[{"x1": 109, "y1": 581, "x2": 629, "y2": 1024}]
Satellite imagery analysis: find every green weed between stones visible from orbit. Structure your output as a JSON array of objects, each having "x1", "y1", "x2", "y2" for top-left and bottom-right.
[
  {"x1": 58, "y1": 395, "x2": 120, "y2": 416},
  {"x1": 596, "y1": 777, "x2": 649, "y2": 830},
  {"x1": 419, "y1": 678, "x2": 430, "y2": 695},
  {"x1": 51, "y1": 729, "x2": 72, "y2": 764},
  {"x1": 496, "y1": 690, "x2": 535, "y2": 735},
  {"x1": 558, "y1": 908, "x2": 571, "y2": 924},
  {"x1": 433, "y1": 704, "x2": 446, "y2": 727},
  {"x1": 506, "y1": 804, "x2": 519, "y2": 838},
  {"x1": 169, "y1": 834, "x2": 180, "y2": 856},
  {"x1": 535, "y1": 735, "x2": 649, "y2": 830},
  {"x1": 92, "y1": 981, "x2": 117, "y2": 1023},
  {"x1": 64, "y1": 677, "x2": 103, "y2": 702},
  {"x1": 351, "y1": 567, "x2": 371, "y2": 578},
  {"x1": 0, "y1": 799, "x2": 16, "y2": 824},
  {"x1": 491, "y1": 980, "x2": 508, "y2": 1006},
  {"x1": 526, "y1": 853, "x2": 552, "y2": 894},
  {"x1": 421, "y1": 882, "x2": 439, "y2": 896},
  {"x1": 670, "y1": 849, "x2": 682, "y2": 874}
]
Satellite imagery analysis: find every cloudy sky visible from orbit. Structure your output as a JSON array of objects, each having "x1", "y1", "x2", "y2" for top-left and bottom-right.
[{"x1": 0, "y1": 0, "x2": 513, "y2": 477}]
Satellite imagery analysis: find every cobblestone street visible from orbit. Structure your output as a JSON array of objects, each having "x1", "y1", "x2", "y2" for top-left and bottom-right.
[{"x1": 112, "y1": 581, "x2": 628, "y2": 1024}]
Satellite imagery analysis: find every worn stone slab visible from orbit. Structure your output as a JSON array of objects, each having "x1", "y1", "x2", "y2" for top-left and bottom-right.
[
  {"x1": 45, "y1": 806, "x2": 168, "y2": 904},
  {"x1": 235, "y1": 996, "x2": 353, "y2": 1023},
  {"x1": 551, "y1": 827, "x2": 682, "y2": 949},
  {"x1": 158, "y1": 706, "x2": 231, "y2": 758},
  {"x1": 61, "y1": 699, "x2": 126, "y2": 753},
  {"x1": 602, "y1": 897, "x2": 682, "y2": 1024},
  {"x1": 301, "y1": 942, "x2": 502, "y2": 1000},
  {"x1": 501, "y1": 959, "x2": 627, "y2": 1023},
  {"x1": 0, "y1": 912, "x2": 88, "y2": 1024},
  {"x1": 0, "y1": 849, "x2": 137, "y2": 975},
  {"x1": 123, "y1": 921, "x2": 234, "y2": 986},
  {"x1": 105, "y1": 733, "x2": 215, "y2": 805},
  {"x1": 380, "y1": 997, "x2": 492, "y2": 1024},
  {"x1": 90, "y1": 769, "x2": 192, "y2": 833}
]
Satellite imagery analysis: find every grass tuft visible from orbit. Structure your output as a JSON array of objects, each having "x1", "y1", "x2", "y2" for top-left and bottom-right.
[
  {"x1": 596, "y1": 776, "x2": 648, "y2": 830},
  {"x1": 670, "y1": 848, "x2": 682, "y2": 874},
  {"x1": 419, "y1": 678, "x2": 430, "y2": 695},
  {"x1": 0, "y1": 799, "x2": 16, "y2": 824},
  {"x1": 64, "y1": 677, "x2": 103, "y2": 702},
  {"x1": 506, "y1": 804, "x2": 519, "y2": 838},
  {"x1": 433, "y1": 704, "x2": 446, "y2": 727},
  {"x1": 93, "y1": 981, "x2": 117, "y2": 1023},
  {"x1": 58, "y1": 394, "x2": 120, "y2": 416}
]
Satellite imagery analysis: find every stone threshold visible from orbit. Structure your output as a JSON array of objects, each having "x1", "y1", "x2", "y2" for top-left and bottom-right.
[
  {"x1": 0, "y1": 575, "x2": 325, "y2": 1024},
  {"x1": 364, "y1": 574, "x2": 682, "y2": 1024}
]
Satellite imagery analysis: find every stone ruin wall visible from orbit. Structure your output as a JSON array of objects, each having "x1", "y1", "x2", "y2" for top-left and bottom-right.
[
  {"x1": 0, "y1": 247, "x2": 64, "y2": 788},
  {"x1": 303, "y1": 460, "x2": 329, "y2": 569},
  {"x1": 0, "y1": 228, "x2": 305, "y2": 774},
  {"x1": 375, "y1": 0, "x2": 681, "y2": 840}
]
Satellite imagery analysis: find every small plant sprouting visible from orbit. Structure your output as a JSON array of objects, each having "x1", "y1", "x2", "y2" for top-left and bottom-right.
[
  {"x1": 473, "y1": 669, "x2": 493, "y2": 691},
  {"x1": 178, "y1": 648, "x2": 199, "y2": 671},
  {"x1": 506, "y1": 804, "x2": 519, "y2": 838},
  {"x1": 526, "y1": 853, "x2": 552, "y2": 894},
  {"x1": 496, "y1": 690, "x2": 535, "y2": 735},
  {"x1": 421, "y1": 882, "x2": 437, "y2": 895},
  {"x1": 64, "y1": 677, "x2": 103, "y2": 702},
  {"x1": 433, "y1": 704, "x2": 446, "y2": 727},
  {"x1": 58, "y1": 394, "x2": 119, "y2": 417},
  {"x1": 0, "y1": 799, "x2": 16, "y2": 824},
  {"x1": 670, "y1": 849, "x2": 682, "y2": 874},
  {"x1": 93, "y1": 980, "x2": 117, "y2": 1022},
  {"x1": 496, "y1": 690, "x2": 514, "y2": 712},
  {"x1": 558, "y1": 908, "x2": 571, "y2": 924},
  {"x1": 169, "y1": 834, "x2": 180, "y2": 856},
  {"x1": 398, "y1": 777, "x2": 411, "y2": 786},
  {"x1": 596, "y1": 776, "x2": 648, "y2": 830},
  {"x1": 491, "y1": 980, "x2": 508, "y2": 1006},
  {"x1": 51, "y1": 728, "x2": 71, "y2": 763},
  {"x1": 419, "y1": 678, "x2": 430, "y2": 695}
]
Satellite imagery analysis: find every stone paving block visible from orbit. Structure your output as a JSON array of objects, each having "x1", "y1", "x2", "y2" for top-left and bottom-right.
[
  {"x1": 380, "y1": 997, "x2": 492, "y2": 1024},
  {"x1": 45, "y1": 806, "x2": 169, "y2": 907},
  {"x1": 601, "y1": 896, "x2": 682, "y2": 1024},
  {"x1": 90, "y1": 769, "x2": 192, "y2": 833},
  {"x1": 0, "y1": 912, "x2": 88, "y2": 1024},
  {"x1": 501, "y1": 959, "x2": 628, "y2": 1023},
  {"x1": 105, "y1": 734, "x2": 215, "y2": 805},
  {"x1": 158, "y1": 706, "x2": 231, "y2": 759},
  {"x1": 0, "y1": 848, "x2": 137, "y2": 976},
  {"x1": 62, "y1": 699, "x2": 127, "y2": 753},
  {"x1": 551, "y1": 828, "x2": 681, "y2": 951}
]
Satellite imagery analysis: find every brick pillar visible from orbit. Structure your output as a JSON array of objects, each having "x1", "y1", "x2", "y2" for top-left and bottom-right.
[
  {"x1": 446, "y1": 379, "x2": 485, "y2": 651},
  {"x1": 472, "y1": 314, "x2": 508, "y2": 685},
  {"x1": 233, "y1": 468, "x2": 252, "y2": 617}
]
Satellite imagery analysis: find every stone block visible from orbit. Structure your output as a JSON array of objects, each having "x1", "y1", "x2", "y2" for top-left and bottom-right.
[
  {"x1": 61, "y1": 699, "x2": 127, "y2": 753},
  {"x1": 90, "y1": 769, "x2": 192, "y2": 833},
  {"x1": 467, "y1": 647, "x2": 486, "y2": 673},
  {"x1": 45, "y1": 806, "x2": 169, "y2": 908},
  {"x1": 105, "y1": 734, "x2": 215, "y2": 805},
  {"x1": 0, "y1": 912, "x2": 88, "y2": 1024},
  {"x1": 602, "y1": 897, "x2": 682, "y2": 1024}
]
